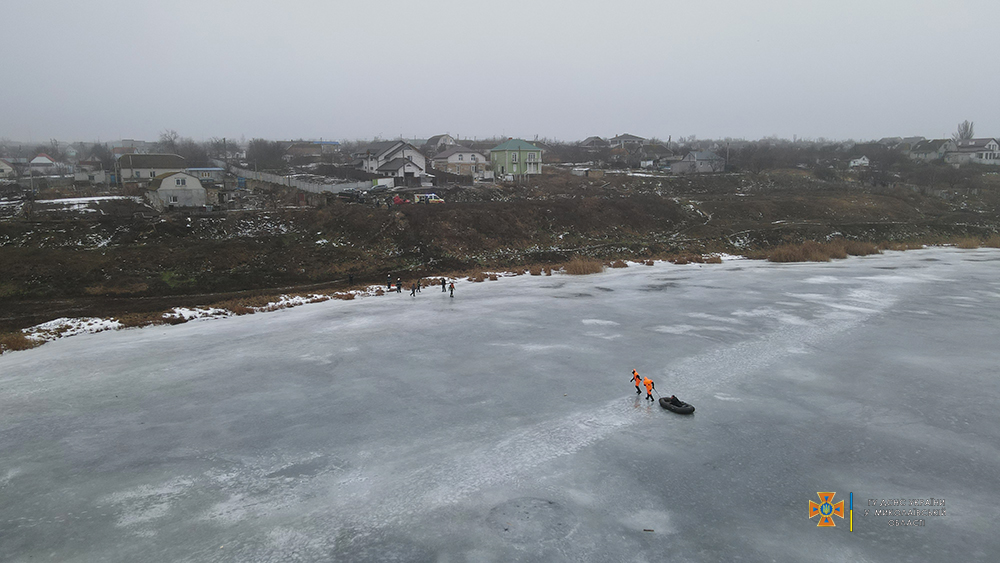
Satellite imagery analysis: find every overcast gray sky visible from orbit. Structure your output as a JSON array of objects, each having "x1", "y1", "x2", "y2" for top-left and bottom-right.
[{"x1": 3, "y1": 0, "x2": 997, "y2": 144}]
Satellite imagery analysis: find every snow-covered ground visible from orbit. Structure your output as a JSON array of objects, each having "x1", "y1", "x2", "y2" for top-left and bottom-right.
[{"x1": 1, "y1": 248, "x2": 998, "y2": 562}]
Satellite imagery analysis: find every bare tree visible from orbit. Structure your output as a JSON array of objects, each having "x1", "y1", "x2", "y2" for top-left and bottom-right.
[
  {"x1": 157, "y1": 129, "x2": 180, "y2": 153},
  {"x1": 736, "y1": 143, "x2": 775, "y2": 176},
  {"x1": 953, "y1": 120, "x2": 975, "y2": 141}
]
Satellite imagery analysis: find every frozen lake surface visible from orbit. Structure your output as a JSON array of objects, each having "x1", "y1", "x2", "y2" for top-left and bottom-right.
[{"x1": 2, "y1": 247, "x2": 998, "y2": 562}]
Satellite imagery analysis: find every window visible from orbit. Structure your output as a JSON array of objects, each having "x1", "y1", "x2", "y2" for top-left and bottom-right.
[
  {"x1": 527, "y1": 152, "x2": 537, "y2": 162},
  {"x1": 169, "y1": 195, "x2": 179, "y2": 203},
  {"x1": 471, "y1": 155, "x2": 477, "y2": 162},
  {"x1": 511, "y1": 152, "x2": 518, "y2": 163},
  {"x1": 458, "y1": 154, "x2": 463, "y2": 161},
  {"x1": 175, "y1": 178, "x2": 186, "y2": 186}
]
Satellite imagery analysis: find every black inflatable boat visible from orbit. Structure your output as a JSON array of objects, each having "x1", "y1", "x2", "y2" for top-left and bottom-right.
[{"x1": 659, "y1": 397, "x2": 695, "y2": 414}]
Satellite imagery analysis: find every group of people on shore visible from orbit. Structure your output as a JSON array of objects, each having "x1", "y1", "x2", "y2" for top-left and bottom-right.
[{"x1": 386, "y1": 275, "x2": 454, "y2": 298}]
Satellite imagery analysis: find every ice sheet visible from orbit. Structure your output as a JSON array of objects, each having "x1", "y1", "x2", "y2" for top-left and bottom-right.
[{"x1": 1, "y1": 247, "x2": 998, "y2": 562}]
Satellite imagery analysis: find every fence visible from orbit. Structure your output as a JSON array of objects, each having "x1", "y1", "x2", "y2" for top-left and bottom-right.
[{"x1": 212, "y1": 160, "x2": 393, "y2": 194}]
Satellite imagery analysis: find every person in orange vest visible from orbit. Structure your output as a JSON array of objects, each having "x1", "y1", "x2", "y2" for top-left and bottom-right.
[
  {"x1": 642, "y1": 375, "x2": 655, "y2": 402},
  {"x1": 630, "y1": 369, "x2": 642, "y2": 395}
]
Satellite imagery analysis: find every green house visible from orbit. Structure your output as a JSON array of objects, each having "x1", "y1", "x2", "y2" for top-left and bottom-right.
[{"x1": 490, "y1": 139, "x2": 542, "y2": 178}]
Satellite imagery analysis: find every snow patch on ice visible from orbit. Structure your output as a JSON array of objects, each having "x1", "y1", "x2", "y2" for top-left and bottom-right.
[
  {"x1": 22, "y1": 317, "x2": 122, "y2": 341},
  {"x1": 581, "y1": 319, "x2": 620, "y2": 326},
  {"x1": 163, "y1": 307, "x2": 231, "y2": 321}
]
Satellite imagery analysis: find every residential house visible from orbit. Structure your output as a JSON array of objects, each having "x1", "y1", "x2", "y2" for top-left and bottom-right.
[
  {"x1": 116, "y1": 153, "x2": 187, "y2": 189},
  {"x1": 579, "y1": 136, "x2": 609, "y2": 150},
  {"x1": 423, "y1": 134, "x2": 457, "y2": 154},
  {"x1": 671, "y1": 151, "x2": 725, "y2": 174},
  {"x1": 144, "y1": 172, "x2": 207, "y2": 211},
  {"x1": 284, "y1": 141, "x2": 339, "y2": 160},
  {"x1": 352, "y1": 141, "x2": 427, "y2": 181},
  {"x1": 286, "y1": 142, "x2": 324, "y2": 159},
  {"x1": 490, "y1": 139, "x2": 542, "y2": 178},
  {"x1": 111, "y1": 139, "x2": 151, "y2": 158},
  {"x1": 908, "y1": 139, "x2": 955, "y2": 162},
  {"x1": 640, "y1": 144, "x2": 674, "y2": 169},
  {"x1": 0, "y1": 159, "x2": 15, "y2": 178},
  {"x1": 186, "y1": 167, "x2": 226, "y2": 186},
  {"x1": 609, "y1": 133, "x2": 647, "y2": 150},
  {"x1": 74, "y1": 162, "x2": 111, "y2": 185},
  {"x1": 849, "y1": 156, "x2": 870, "y2": 168},
  {"x1": 431, "y1": 146, "x2": 488, "y2": 177},
  {"x1": 898, "y1": 136, "x2": 926, "y2": 152},
  {"x1": 30, "y1": 154, "x2": 60, "y2": 173},
  {"x1": 948, "y1": 138, "x2": 1000, "y2": 166}
]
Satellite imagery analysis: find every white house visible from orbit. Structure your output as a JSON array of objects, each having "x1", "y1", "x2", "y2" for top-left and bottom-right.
[
  {"x1": 671, "y1": 151, "x2": 724, "y2": 174},
  {"x1": 0, "y1": 159, "x2": 15, "y2": 178},
  {"x1": 116, "y1": 153, "x2": 187, "y2": 188},
  {"x1": 186, "y1": 167, "x2": 226, "y2": 185},
  {"x1": 30, "y1": 153, "x2": 60, "y2": 173},
  {"x1": 353, "y1": 141, "x2": 427, "y2": 180},
  {"x1": 950, "y1": 138, "x2": 1000, "y2": 166},
  {"x1": 144, "y1": 172, "x2": 207, "y2": 211},
  {"x1": 74, "y1": 170, "x2": 111, "y2": 185},
  {"x1": 849, "y1": 156, "x2": 870, "y2": 168},
  {"x1": 431, "y1": 146, "x2": 488, "y2": 177}
]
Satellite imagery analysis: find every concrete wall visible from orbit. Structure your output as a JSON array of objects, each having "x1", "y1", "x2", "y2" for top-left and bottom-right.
[{"x1": 222, "y1": 162, "x2": 393, "y2": 193}]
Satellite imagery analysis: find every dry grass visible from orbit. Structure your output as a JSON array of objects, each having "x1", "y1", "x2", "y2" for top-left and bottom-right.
[
  {"x1": 0, "y1": 331, "x2": 44, "y2": 354},
  {"x1": 983, "y1": 234, "x2": 1000, "y2": 248},
  {"x1": 529, "y1": 265, "x2": 543, "y2": 275},
  {"x1": 766, "y1": 241, "x2": 835, "y2": 262},
  {"x1": 878, "y1": 241, "x2": 925, "y2": 251},
  {"x1": 644, "y1": 260, "x2": 655, "y2": 266},
  {"x1": 113, "y1": 311, "x2": 169, "y2": 328},
  {"x1": 956, "y1": 237, "x2": 981, "y2": 249},
  {"x1": 488, "y1": 273, "x2": 498, "y2": 281},
  {"x1": 563, "y1": 257, "x2": 605, "y2": 275},
  {"x1": 840, "y1": 240, "x2": 882, "y2": 256},
  {"x1": 467, "y1": 272, "x2": 486, "y2": 282},
  {"x1": 609, "y1": 260, "x2": 628, "y2": 268},
  {"x1": 765, "y1": 239, "x2": 882, "y2": 262},
  {"x1": 705, "y1": 255, "x2": 723, "y2": 264}
]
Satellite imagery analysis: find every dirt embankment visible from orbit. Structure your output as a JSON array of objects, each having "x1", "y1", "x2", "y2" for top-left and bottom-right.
[{"x1": 2, "y1": 172, "x2": 999, "y2": 333}]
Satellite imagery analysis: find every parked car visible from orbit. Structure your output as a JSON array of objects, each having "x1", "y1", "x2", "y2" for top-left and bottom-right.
[{"x1": 414, "y1": 193, "x2": 445, "y2": 204}]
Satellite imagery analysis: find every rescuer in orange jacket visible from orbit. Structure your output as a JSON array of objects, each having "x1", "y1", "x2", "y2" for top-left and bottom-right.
[
  {"x1": 642, "y1": 376, "x2": 655, "y2": 402},
  {"x1": 631, "y1": 370, "x2": 642, "y2": 395}
]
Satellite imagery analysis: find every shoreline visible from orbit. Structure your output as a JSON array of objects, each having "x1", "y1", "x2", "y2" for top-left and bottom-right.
[{"x1": 0, "y1": 243, "x2": 959, "y2": 355}]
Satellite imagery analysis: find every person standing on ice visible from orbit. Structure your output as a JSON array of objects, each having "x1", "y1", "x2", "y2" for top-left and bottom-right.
[
  {"x1": 410, "y1": 282, "x2": 417, "y2": 297},
  {"x1": 642, "y1": 375, "x2": 655, "y2": 402},
  {"x1": 631, "y1": 369, "x2": 643, "y2": 395},
  {"x1": 441, "y1": 278, "x2": 447, "y2": 292},
  {"x1": 449, "y1": 281, "x2": 455, "y2": 298}
]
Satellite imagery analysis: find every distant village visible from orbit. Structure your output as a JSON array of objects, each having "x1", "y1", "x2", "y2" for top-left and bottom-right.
[{"x1": 1, "y1": 127, "x2": 997, "y2": 216}]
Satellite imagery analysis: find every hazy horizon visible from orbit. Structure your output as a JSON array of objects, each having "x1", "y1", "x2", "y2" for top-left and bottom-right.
[{"x1": 3, "y1": 0, "x2": 998, "y2": 145}]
